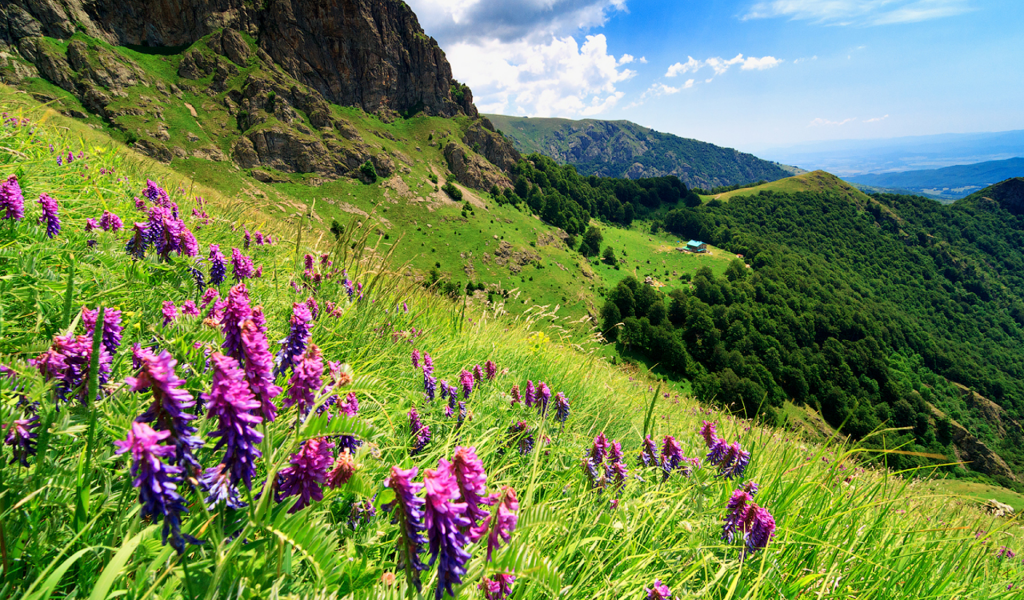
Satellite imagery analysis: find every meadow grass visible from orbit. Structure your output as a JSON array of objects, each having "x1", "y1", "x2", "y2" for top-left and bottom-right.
[{"x1": 0, "y1": 92, "x2": 1021, "y2": 600}]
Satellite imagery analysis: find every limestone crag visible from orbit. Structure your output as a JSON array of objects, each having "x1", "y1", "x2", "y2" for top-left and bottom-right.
[{"x1": 1, "y1": 0, "x2": 467, "y2": 118}]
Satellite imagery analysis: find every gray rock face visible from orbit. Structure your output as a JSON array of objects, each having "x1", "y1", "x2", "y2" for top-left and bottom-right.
[
  {"x1": 443, "y1": 142, "x2": 511, "y2": 191},
  {"x1": 5, "y1": 0, "x2": 471, "y2": 117}
]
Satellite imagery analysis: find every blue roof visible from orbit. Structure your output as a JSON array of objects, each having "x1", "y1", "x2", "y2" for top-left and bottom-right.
[{"x1": 686, "y1": 240, "x2": 704, "y2": 247}]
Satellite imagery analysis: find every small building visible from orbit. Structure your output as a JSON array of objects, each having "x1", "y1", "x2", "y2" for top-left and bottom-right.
[{"x1": 685, "y1": 240, "x2": 708, "y2": 253}]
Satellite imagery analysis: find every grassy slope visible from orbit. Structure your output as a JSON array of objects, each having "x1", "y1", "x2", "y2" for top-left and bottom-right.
[
  {"x1": 703, "y1": 170, "x2": 874, "y2": 205},
  {"x1": 1, "y1": 76, "x2": 1023, "y2": 600}
]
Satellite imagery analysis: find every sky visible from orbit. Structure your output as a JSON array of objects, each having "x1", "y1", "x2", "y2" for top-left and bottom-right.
[{"x1": 404, "y1": 0, "x2": 1024, "y2": 152}]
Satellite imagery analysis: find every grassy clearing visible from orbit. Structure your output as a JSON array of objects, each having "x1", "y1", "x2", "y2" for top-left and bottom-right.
[
  {"x1": 703, "y1": 171, "x2": 873, "y2": 205},
  {"x1": 1, "y1": 83, "x2": 1023, "y2": 600}
]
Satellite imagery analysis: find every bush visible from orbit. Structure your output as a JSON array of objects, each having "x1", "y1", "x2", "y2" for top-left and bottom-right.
[
  {"x1": 442, "y1": 181, "x2": 463, "y2": 201},
  {"x1": 360, "y1": 160, "x2": 377, "y2": 183}
]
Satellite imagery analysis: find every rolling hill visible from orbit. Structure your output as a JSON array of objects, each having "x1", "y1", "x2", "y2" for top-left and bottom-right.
[
  {"x1": 847, "y1": 157, "x2": 1024, "y2": 201},
  {"x1": 484, "y1": 114, "x2": 791, "y2": 190}
]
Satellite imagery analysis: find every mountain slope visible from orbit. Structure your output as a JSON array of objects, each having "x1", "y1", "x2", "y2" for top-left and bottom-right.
[
  {"x1": 485, "y1": 114, "x2": 790, "y2": 190},
  {"x1": 847, "y1": 157, "x2": 1024, "y2": 200}
]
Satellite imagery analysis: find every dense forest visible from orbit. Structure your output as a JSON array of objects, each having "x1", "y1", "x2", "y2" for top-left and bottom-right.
[
  {"x1": 594, "y1": 184, "x2": 1024, "y2": 487},
  {"x1": 495, "y1": 154, "x2": 700, "y2": 234}
]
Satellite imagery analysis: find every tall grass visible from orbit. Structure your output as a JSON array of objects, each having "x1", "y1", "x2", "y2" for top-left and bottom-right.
[{"x1": 0, "y1": 93, "x2": 1020, "y2": 600}]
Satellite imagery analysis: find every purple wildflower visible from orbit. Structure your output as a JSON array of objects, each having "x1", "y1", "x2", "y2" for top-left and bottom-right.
[
  {"x1": 125, "y1": 222, "x2": 148, "y2": 259},
  {"x1": 745, "y1": 506, "x2": 776, "y2": 555},
  {"x1": 128, "y1": 349, "x2": 203, "y2": 471},
  {"x1": 241, "y1": 318, "x2": 282, "y2": 422},
  {"x1": 460, "y1": 369, "x2": 474, "y2": 400},
  {"x1": 181, "y1": 300, "x2": 199, "y2": 317},
  {"x1": 722, "y1": 489, "x2": 755, "y2": 543},
  {"x1": 479, "y1": 573, "x2": 516, "y2": 600},
  {"x1": 646, "y1": 580, "x2": 673, "y2": 600},
  {"x1": 706, "y1": 436, "x2": 729, "y2": 466},
  {"x1": 202, "y1": 353, "x2": 263, "y2": 497},
  {"x1": 473, "y1": 364, "x2": 484, "y2": 382},
  {"x1": 37, "y1": 193, "x2": 60, "y2": 238},
  {"x1": 305, "y1": 296, "x2": 318, "y2": 319},
  {"x1": 162, "y1": 301, "x2": 177, "y2": 327},
  {"x1": 505, "y1": 422, "x2": 534, "y2": 456},
  {"x1": 254, "y1": 231, "x2": 264, "y2": 245},
  {"x1": 639, "y1": 435, "x2": 658, "y2": 467},
  {"x1": 451, "y1": 446, "x2": 490, "y2": 533},
  {"x1": 274, "y1": 302, "x2": 312, "y2": 377},
  {"x1": 243, "y1": 229, "x2": 251, "y2": 249},
  {"x1": 485, "y1": 360, "x2": 497, "y2": 380},
  {"x1": 383, "y1": 466, "x2": 427, "y2": 591},
  {"x1": 412, "y1": 349, "x2": 421, "y2": 369},
  {"x1": 143, "y1": 179, "x2": 170, "y2": 206},
  {"x1": 590, "y1": 432, "x2": 611, "y2": 464},
  {"x1": 30, "y1": 333, "x2": 109, "y2": 403},
  {"x1": 81, "y1": 306, "x2": 123, "y2": 356},
  {"x1": 113, "y1": 422, "x2": 191, "y2": 553},
  {"x1": 285, "y1": 343, "x2": 324, "y2": 415},
  {"x1": 304, "y1": 253, "x2": 315, "y2": 271},
  {"x1": 221, "y1": 284, "x2": 252, "y2": 361},
  {"x1": 510, "y1": 383, "x2": 520, "y2": 405},
  {"x1": 339, "y1": 392, "x2": 359, "y2": 416},
  {"x1": 719, "y1": 442, "x2": 751, "y2": 479},
  {"x1": 537, "y1": 382, "x2": 551, "y2": 416},
  {"x1": 135, "y1": 197, "x2": 146, "y2": 211},
  {"x1": 410, "y1": 406, "x2": 431, "y2": 455},
  {"x1": 278, "y1": 437, "x2": 334, "y2": 512},
  {"x1": 326, "y1": 449, "x2": 357, "y2": 488},
  {"x1": 86, "y1": 218, "x2": 99, "y2": 232},
  {"x1": 4, "y1": 415, "x2": 40, "y2": 466},
  {"x1": 209, "y1": 244, "x2": 227, "y2": 286},
  {"x1": 473, "y1": 485, "x2": 519, "y2": 562},
  {"x1": 700, "y1": 421, "x2": 718, "y2": 447},
  {"x1": 100, "y1": 209, "x2": 123, "y2": 232},
  {"x1": 231, "y1": 248, "x2": 253, "y2": 281},
  {"x1": 0, "y1": 174, "x2": 24, "y2": 220},
  {"x1": 661, "y1": 435, "x2": 683, "y2": 473},
  {"x1": 200, "y1": 288, "x2": 219, "y2": 310},
  {"x1": 457, "y1": 401, "x2": 466, "y2": 427},
  {"x1": 555, "y1": 392, "x2": 570, "y2": 424},
  {"x1": 424, "y1": 459, "x2": 472, "y2": 600}
]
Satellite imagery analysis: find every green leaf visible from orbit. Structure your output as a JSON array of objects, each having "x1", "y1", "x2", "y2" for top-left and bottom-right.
[
  {"x1": 24, "y1": 547, "x2": 95, "y2": 600},
  {"x1": 89, "y1": 525, "x2": 159, "y2": 600}
]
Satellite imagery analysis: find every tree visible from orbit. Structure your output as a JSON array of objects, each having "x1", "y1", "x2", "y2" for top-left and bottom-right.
[
  {"x1": 608, "y1": 281, "x2": 636, "y2": 317},
  {"x1": 725, "y1": 259, "x2": 748, "y2": 281},
  {"x1": 600, "y1": 301, "x2": 622, "y2": 341},
  {"x1": 360, "y1": 160, "x2": 377, "y2": 183},
  {"x1": 602, "y1": 245, "x2": 617, "y2": 265},
  {"x1": 579, "y1": 225, "x2": 603, "y2": 257}
]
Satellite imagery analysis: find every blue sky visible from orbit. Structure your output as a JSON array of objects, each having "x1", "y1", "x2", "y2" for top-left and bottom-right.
[{"x1": 404, "y1": 0, "x2": 1024, "y2": 152}]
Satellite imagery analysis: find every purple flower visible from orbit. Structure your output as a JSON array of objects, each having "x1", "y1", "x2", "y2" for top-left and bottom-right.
[
  {"x1": 243, "y1": 229, "x2": 251, "y2": 249},
  {"x1": 305, "y1": 296, "x2": 318, "y2": 319},
  {"x1": 304, "y1": 253, "x2": 315, "y2": 271},
  {"x1": 460, "y1": 369, "x2": 474, "y2": 400},
  {"x1": 81, "y1": 306, "x2": 123, "y2": 356},
  {"x1": 700, "y1": 421, "x2": 718, "y2": 447},
  {"x1": 124, "y1": 222, "x2": 148, "y2": 259},
  {"x1": 412, "y1": 349, "x2": 421, "y2": 369},
  {"x1": 424, "y1": 370, "x2": 437, "y2": 402},
  {"x1": 423, "y1": 459, "x2": 472, "y2": 600},
  {"x1": 473, "y1": 364, "x2": 484, "y2": 382},
  {"x1": 509, "y1": 383, "x2": 520, "y2": 405},
  {"x1": 221, "y1": 284, "x2": 252, "y2": 361},
  {"x1": 278, "y1": 437, "x2": 334, "y2": 512},
  {"x1": 209, "y1": 244, "x2": 227, "y2": 286},
  {"x1": 719, "y1": 442, "x2": 750, "y2": 479},
  {"x1": 485, "y1": 360, "x2": 497, "y2": 380},
  {"x1": 479, "y1": 573, "x2": 516, "y2": 600},
  {"x1": 285, "y1": 343, "x2": 324, "y2": 415},
  {"x1": 537, "y1": 382, "x2": 551, "y2": 416},
  {"x1": 113, "y1": 422, "x2": 191, "y2": 553},
  {"x1": 200, "y1": 288, "x2": 219, "y2": 310},
  {"x1": 646, "y1": 580, "x2": 673, "y2": 600},
  {"x1": 383, "y1": 466, "x2": 427, "y2": 591},
  {"x1": 661, "y1": 435, "x2": 683, "y2": 471},
  {"x1": 457, "y1": 401, "x2": 466, "y2": 427},
  {"x1": 326, "y1": 449, "x2": 357, "y2": 488},
  {"x1": 451, "y1": 446, "x2": 490, "y2": 532},
  {"x1": 37, "y1": 193, "x2": 60, "y2": 238},
  {"x1": 722, "y1": 489, "x2": 758, "y2": 544},
  {"x1": 85, "y1": 218, "x2": 99, "y2": 232},
  {"x1": 706, "y1": 436, "x2": 729, "y2": 466},
  {"x1": 202, "y1": 353, "x2": 263, "y2": 498},
  {"x1": 423, "y1": 352, "x2": 434, "y2": 375},
  {"x1": 135, "y1": 197, "x2": 146, "y2": 211},
  {"x1": 181, "y1": 300, "x2": 200, "y2": 317},
  {"x1": 100, "y1": 209, "x2": 123, "y2": 232},
  {"x1": 0, "y1": 174, "x2": 24, "y2": 220},
  {"x1": 4, "y1": 414, "x2": 39, "y2": 466},
  {"x1": 505, "y1": 422, "x2": 534, "y2": 456},
  {"x1": 128, "y1": 349, "x2": 203, "y2": 471},
  {"x1": 742, "y1": 481, "x2": 759, "y2": 496},
  {"x1": 274, "y1": 302, "x2": 313, "y2": 377},
  {"x1": 590, "y1": 432, "x2": 611, "y2": 464},
  {"x1": 30, "y1": 333, "x2": 109, "y2": 403},
  {"x1": 241, "y1": 318, "x2": 282, "y2": 422},
  {"x1": 231, "y1": 248, "x2": 253, "y2": 281},
  {"x1": 254, "y1": 230, "x2": 264, "y2": 245},
  {"x1": 339, "y1": 392, "x2": 359, "y2": 417},
  {"x1": 554, "y1": 392, "x2": 570, "y2": 424},
  {"x1": 410, "y1": 406, "x2": 431, "y2": 455},
  {"x1": 473, "y1": 485, "x2": 519, "y2": 562},
  {"x1": 162, "y1": 301, "x2": 177, "y2": 327},
  {"x1": 143, "y1": 179, "x2": 171, "y2": 206},
  {"x1": 639, "y1": 435, "x2": 658, "y2": 467},
  {"x1": 997, "y1": 546, "x2": 1017, "y2": 560},
  {"x1": 745, "y1": 506, "x2": 776, "y2": 554}
]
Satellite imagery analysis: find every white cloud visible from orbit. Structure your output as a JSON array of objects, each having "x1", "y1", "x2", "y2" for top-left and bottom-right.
[
  {"x1": 740, "y1": 55, "x2": 782, "y2": 70},
  {"x1": 666, "y1": 54, "x2": 782, "y2": 80},
  {"x1": 864, "y1": 114, "x2": 889, "y2": 123},
  {"x1": 742, "y1": 0, "x2": 973, "y2": 26},
  {"x1": 618, "y1": 54, "x2": 636, "y2": 65},
  {"x1": 809, "y1": 117, "x2": 856, "y2": 126},
  {"x1": 792, "y1": 55, "x2": 818, "y2": 64},
  {"x1": 445, "y1": 34, "x2": 635, "y2": 118},
  {"x1": 666, "y1": 56, "x2": 701, "y2": 77},
  {"x1": 638, "y1": 56, "x2": 648, "y2": 64}
]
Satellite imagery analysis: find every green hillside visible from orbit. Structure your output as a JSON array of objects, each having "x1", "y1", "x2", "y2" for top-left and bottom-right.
[
  {"x1": 1, "y1": 83, "x2": 1021, "y2": 600},
  {"x1": 485, "y1": 114, "x2": 791, "y2": 190}
]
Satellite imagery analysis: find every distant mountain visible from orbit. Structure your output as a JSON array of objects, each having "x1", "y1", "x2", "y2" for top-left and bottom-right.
[
  {"x1": 484, "y1": 114, "x2": 790, "y2": 190},
  {"x1": 846, "y1": 157, "x2": 1024, "y2": 201},
  {"x1": 756, "y1": 130, "x2": 1024, "y2": 176},
  {"x1": 961, "y1": 177, "x2": 1024, "y2": 215}
]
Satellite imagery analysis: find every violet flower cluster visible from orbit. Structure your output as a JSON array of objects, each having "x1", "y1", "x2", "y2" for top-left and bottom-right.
[
  {"x1": 36, "y1": 193, "x2": 60, "y2": 238},
  {"x1": 721, "y1": 483, "x2": 776, "y2": 556},
  {"x1": 274, "y1": 302, "x2": 313, "y2": 377},
  {"x1": 201, "y1": 352, "x2": 263, "y2": 505},
  {"x1": 479, "y1": 573, "x2": 516, "y2": 600},
  {"x1": 4, "y1": 414, "x2": 39, "y2": 467},
  {"x1": 645, "y1": 580, "x2": 673, "y2": 600},
  {"x1": 286, "y1": 343, "x2": 325, "y2": 415},
  {"x1": 383, "y1": 466, "x2": 428, "y2": 592},
  {"x1": 660, "y1": 435, "x2": 699, "y2": 480},
  {"x1": 128, "y1": 348, "x2": 203, "y2": 472},
  {"x1": 0, "y1": 174, "x2": 24, "y2": 221},
  {"x1": 209, "y1": 244, "x2": 227, "y2": 286},
  {"x1": 231, "y1": 247, "x2": 254, "y2": 281},
  {"x1": 701, "y1": 421, "x2": 750, "y2": 479},
  {"x1": 583, "y1": 432, "x2": 628, "y2": 490},
  {"x1": 30, "y1": 332, "x2": 110, "y2": 404},
  {"x1": 81, "y1": 306, "x2": 123, "y2": 357},
  {"x1": 278, "y1": 437, "x2": 335, "y2": 512},
  {"x1": 409, "y1": 406, "x2": 431, "y2": 455}
]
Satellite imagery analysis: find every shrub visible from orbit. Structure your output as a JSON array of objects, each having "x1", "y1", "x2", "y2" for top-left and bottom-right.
[
  {"x1": 360, "y1": 160, "x2": 377, "y2": 183},
  {"x1": 442, "y1": 181, "x2": 463, "y2": 201}
]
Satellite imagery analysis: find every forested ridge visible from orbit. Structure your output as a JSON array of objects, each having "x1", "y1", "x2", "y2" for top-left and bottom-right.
[{"x1": 579, "y1": 178, "x2": 1024, "y2": 487}]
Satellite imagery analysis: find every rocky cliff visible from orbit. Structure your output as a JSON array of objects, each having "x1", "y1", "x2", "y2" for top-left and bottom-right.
[{"x1": 1, "y1": 0, "x2": 470, "y2": 118}]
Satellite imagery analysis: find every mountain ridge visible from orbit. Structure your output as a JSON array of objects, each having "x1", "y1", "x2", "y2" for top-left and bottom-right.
[{"x1": 485, "y1": 113, "x2": 790, "y2": 190}]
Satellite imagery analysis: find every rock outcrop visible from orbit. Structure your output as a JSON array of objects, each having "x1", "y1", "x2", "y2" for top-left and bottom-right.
[
  {"x1": 443, "y1": 142, "x2": 511, "y2": 192},
  {"x1": 1, "y1": 0, "x2": 469, "y2": 118}
]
